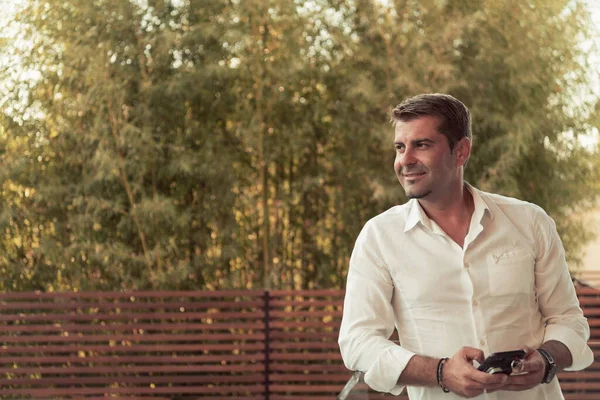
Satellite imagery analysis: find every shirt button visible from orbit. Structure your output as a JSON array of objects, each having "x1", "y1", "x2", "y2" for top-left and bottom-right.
[
  {"x1": 480, "y1": 339, "x2": 486, "y2": 346},
  {"x1": 464, "y1": 263, "x2": 470, "y2": 268},
  {"x1": 473, "y1": 300, "x2": 479, "y2": 307}
]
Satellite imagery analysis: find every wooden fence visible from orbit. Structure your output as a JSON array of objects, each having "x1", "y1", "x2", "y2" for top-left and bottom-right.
[
  {"x1": 576, "y1": 270, "x2": 600, "y2": 290},
  {"x1": 0, "y1": 288, "x2": 599, "y2": 399}
]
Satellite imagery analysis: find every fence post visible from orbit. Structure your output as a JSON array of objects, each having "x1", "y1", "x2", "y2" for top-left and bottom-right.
[{"x1": 264, "y1": 290, "x2": 271, "y2": 399}]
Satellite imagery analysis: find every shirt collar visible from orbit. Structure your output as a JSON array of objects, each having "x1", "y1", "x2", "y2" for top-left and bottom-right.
[
  {"x1": 404, "y1": 199, "x2": 431, "y2": 233},
  {"x1": 466, "y1": 182, "x2": 494, "y2": 221},
  {"x1": 403, "y1": 182, "x2": 494, "y2": 233}
]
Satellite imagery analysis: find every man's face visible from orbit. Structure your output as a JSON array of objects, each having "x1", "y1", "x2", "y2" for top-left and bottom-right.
[{"x1": 393, "y1": 116, "x2": 464, "y2": 200}]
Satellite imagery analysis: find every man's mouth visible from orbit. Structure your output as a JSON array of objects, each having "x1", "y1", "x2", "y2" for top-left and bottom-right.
[{"x1": 403, "y1": 172, "x2": 426, "y2": 178}]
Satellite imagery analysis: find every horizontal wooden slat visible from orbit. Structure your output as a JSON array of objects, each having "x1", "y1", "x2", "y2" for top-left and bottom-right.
[
  {"x1": 0, "y1": 290, "x2": 266, "y2": 299},
  {"x1": 558, "y1": 371, "x2": 600, "y2": 379},
  {"x1": 269, "y1": 310, "x2": 342, "y2": 318},
  {"x1": 269, "y1": 373, "x2": 350, "y2": 382},
  {"x1": 578, "y1": 297, "x2": 600, "y2": 305},
  {"x1": 269, "y1": 300, "x2": 343, "y2": 307},
  {"x1": 560, "y1": 382, "x2": 600, "y2": 389},
  {"x1": 0, "y1": 374, "x2": 265, "y2": 386},
  {"x1": 0, "y1": 310, "x2": 264, "y2": 322},
  {"x1": 269, "y1": 321, "x2": 339, "y2": 329},
  {"x1": 27, "y1": 397, "x2": 174, "y2": 400},
  {"x1": 270, "y1": 397, "x2": 353, "y2": 400},
  {"x1": 269, "y1": 289, "x2": 344, "y2": 297},
  {"x1": 269, "y1": 384, "x2": 344, "y2": 392},
  {"x1": 269, "y1": 363, "x2": 346, "y2": 372},
  {"x1": 80, "y1": 397, "x2": 173, "y2": 400},
  {"x1": 580, "y1": 308, "x2": 600, "y2": 316},
  {"x1": 1, "y1": 385, "x2": 267, "y2": 395},
  {"x1": 0, "y1": 300, "x2": 264, "y2": 310},
  {"x1": 3, "y1": 354, "x2": 265, "y2": 364},
  {"x1": 579, "y1": 290, "x2": 600, "y2": 295},
  {"x1": 0, "y1": 343, "x2": 264, "y2": 354},
  {"x1": 0, "y1": 313, "x2": 264, "y2": 325},
  {"x1": 0, "y1": 322, "x2": 264, "y2": 342},
  {"x1": 187, "y1": 397, "x2": 264, "y2": 400},
  {"x1": 0, "y1": 321, "x2": 264, "y2": 334},
  {"x1": 0, "y1": 332, "x2": 264, "y2": 345},
  {"x1": 270, "y1": 331, "x2": 339, "y2": 340},
  {"x1": 270, "y1": 342, "x2": 339, "y2": 350},
  {"x1": 2, "y1": 364, "x2": 264, "y2": 374},
  {"x1": 194, "y1": 397, "x2": 264, "y2": 400},
  {"x1": 187, "y1": 397, "x2": 265, "y2": 400},
  {"x1": 270, "y1": 353, "x2": 342, "y2": 361},
  {"x1": 564, "y1": 396, "x2": 600, "y2": 400}
]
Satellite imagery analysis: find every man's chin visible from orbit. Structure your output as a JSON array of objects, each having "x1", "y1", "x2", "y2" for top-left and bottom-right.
[{"x1": 406, "y1": 190, "x2": 432, "y2": 199}]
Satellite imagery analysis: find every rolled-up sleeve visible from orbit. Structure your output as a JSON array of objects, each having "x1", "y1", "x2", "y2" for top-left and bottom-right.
[
  {"x1": 533, "y1": 208, "x2": 594, "y2": 371},
  {"x1": 338, "y1": 221, "x2": 415, "y2": 394}
]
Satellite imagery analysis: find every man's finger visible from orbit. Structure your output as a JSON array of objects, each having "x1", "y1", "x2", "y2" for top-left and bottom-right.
[
  {"x1": 505, "y1": 374, "x2": 532, "y2": 386},
  {"x1": 460, "y1": 346, "x2": 485, "y2": 364},
  {"x1": 502, "y1": 371, "x2": 543, "y2": 391},
  {"x1": 502, "y1": 381, "x2": 537, "y2": 392},
  {"x1": 470, "y1": 370, "x2": 508, "y2": 386},
  {"x1": 520, "y1": 345, "x2": 535, "y2": 356},
  {"x1": 520, "y1": 361, "x2": 538, "y2": 374},
  {"x1": 463, "y1": 375, "x2": 507, "y2": 395},
  {"x1": 520, "y1": 354, "x2": 545, "y2": 374}
]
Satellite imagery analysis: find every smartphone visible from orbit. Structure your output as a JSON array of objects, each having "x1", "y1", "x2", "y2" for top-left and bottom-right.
[{"x1": 477, "y1": 350, "x2": 527, "y2": 375}]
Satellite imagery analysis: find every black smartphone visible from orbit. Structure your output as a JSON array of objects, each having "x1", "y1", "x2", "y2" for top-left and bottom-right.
[{"x1": 477, "y1": 350, "x2": 527, "y2": 375}]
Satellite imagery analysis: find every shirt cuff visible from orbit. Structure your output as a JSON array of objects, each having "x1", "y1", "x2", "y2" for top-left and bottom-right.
[
  {"x1": 363, "y1": 344, "x2": 416, "y2": 395},
  {"x1": 544, "y1": 324, "x2": 594, "y2": 371}
]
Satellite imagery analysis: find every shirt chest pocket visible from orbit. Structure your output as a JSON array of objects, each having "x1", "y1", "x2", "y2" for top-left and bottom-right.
[{"x1": 487, "y1": 251, "x2": 535, "y2": 296}]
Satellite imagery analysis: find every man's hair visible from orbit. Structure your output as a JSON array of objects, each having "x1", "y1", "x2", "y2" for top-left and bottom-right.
[{"x1": 391, "y1": 93, "x2": 471, "y2": 151}]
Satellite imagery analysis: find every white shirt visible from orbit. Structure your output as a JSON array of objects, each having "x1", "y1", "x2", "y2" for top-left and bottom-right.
[{"x1": 338, "y1": 185, "x2": 593, "y2": 400}]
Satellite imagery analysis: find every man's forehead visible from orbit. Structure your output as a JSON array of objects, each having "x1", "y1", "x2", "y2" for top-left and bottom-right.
[{"x1": 394, "y1": 115, "x2": 443, "y2": 140}]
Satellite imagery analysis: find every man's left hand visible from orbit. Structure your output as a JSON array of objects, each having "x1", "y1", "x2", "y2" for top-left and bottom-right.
[{"x1": 501, "y1": 346, "x2": 546, "y2": 391}]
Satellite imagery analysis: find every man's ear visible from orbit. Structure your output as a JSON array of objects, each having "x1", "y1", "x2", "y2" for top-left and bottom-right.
[{"x1": 455, "y1": 137, "x2": 471, "y2": 167}]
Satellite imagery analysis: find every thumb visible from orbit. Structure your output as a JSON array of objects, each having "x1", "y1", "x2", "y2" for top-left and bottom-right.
[
  {"x1": 460, "y1": 346, "x2": 485, "y2": 364},
  {"x1": 520, "y1": 346, "x2": 535, "y2": 358}
]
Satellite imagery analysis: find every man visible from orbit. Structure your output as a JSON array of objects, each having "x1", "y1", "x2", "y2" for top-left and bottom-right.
[{"x1": 338, "y1": 93, "x2": 593, "y2": 399}]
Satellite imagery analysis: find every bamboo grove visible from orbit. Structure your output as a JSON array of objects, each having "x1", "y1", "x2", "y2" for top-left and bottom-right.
[{"x1": 0, "y1": 0, "x2": 599, "y2": 291}]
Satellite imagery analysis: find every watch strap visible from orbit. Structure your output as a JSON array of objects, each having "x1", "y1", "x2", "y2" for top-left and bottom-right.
[{"x1": 537, "y1": 348, "x2": 557, "y2": 384}]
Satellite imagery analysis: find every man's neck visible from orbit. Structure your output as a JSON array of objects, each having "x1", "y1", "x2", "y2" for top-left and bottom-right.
[
  {"x1": 418, "y1": 184, "x2": 471, "y2": 222},
  {"x1": 417, "y1": 184, "x2": 474, "y2": 246}
]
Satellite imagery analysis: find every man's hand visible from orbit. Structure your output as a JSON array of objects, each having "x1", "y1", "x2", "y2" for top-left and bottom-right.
[
  {"x1": 442, "y1": 347, "x2": 508, "y2": 398},
  {"x1": 501, "y1": 346, "x2": 546, "y2": 391}
]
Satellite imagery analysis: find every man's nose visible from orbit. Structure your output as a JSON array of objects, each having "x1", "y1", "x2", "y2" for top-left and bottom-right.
[{"x1": 399, "y1": 147, "x2": 417, "y2": 167}]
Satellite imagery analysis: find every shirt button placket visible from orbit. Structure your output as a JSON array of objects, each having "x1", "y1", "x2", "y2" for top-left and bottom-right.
[{"x1": 464, "y1": 257, "x2": 487, "y2": 353}]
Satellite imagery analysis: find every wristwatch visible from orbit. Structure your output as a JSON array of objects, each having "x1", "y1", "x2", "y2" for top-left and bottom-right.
[{"x1": 537, "y1": 348, "x2": 558, "y2": 383}]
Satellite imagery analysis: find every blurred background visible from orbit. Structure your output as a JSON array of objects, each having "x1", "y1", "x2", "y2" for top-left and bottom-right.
[{"x1": 1, "y1": 0, "x2": 599, "y2": 293}]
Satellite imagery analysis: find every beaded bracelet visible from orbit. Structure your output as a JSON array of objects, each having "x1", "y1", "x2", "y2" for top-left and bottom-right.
[{"x1": 437, "y1": 357, "x2": 450, "y2": 393}]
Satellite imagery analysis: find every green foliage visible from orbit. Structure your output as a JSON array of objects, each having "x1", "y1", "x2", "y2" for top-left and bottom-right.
[{"x1": 0, "y1": 0, "x2": 598, "y2": 291}]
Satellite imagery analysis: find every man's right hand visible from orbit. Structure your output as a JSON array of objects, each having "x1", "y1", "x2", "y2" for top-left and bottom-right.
[{"x1": 442, "y1": 347, "x2": 508, "y2": 398}]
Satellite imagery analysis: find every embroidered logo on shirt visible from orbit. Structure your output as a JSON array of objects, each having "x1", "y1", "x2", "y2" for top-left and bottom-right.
[{"x1": 492, "y1": 244, "x2": 525, "y2": 263}]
